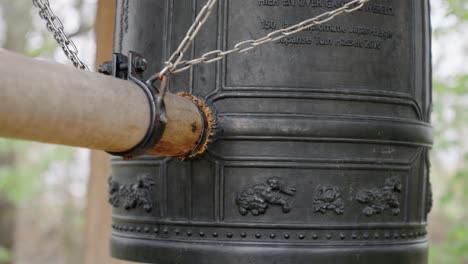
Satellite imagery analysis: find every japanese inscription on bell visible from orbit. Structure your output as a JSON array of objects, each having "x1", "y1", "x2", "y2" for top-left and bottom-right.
[{"x1": 225, "y1": 0, "x2": 412, "y2": 96}]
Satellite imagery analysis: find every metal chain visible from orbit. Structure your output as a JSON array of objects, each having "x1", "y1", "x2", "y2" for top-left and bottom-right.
[
  {"x1": 147, "y1": 0, "x2": 218, "y2": 82},
  {"x1": 32, "y1": 0, "x2": 369, "y2": 76},
  {"x1": 156, "y1": 0, "x2": 370, "y2": 78},
  {"x1": 32, "y1": 0, "x2": 89, "y2": 70}
]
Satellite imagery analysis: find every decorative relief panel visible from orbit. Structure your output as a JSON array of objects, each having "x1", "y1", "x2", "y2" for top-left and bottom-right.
[
  {"x1": 233, "y1": 174, "x2": 407, "y2": 219},
  {"x1": 224, "y1": 167, "x2": 408, "y2": 223},
  {"x1": 108, "y1": 174, "x2": 155, "y2": 212},
  {"x1": 312, "y1": 185, "x2": 344, "y2": 215},
  {"x1": 236, "y1": 177, "x2": 296, "y2": 216},
  {"x1": 355, "y1": 176, "x2": 402, "y2": 216}
]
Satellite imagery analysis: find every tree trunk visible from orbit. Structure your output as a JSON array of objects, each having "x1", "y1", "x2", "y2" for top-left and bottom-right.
[
  {"x1": 0, "y1": 1, "x2": 32, "y2": 263},
  {"x1": 0, "y1": 194, "x2": 14, "y2": 264}
]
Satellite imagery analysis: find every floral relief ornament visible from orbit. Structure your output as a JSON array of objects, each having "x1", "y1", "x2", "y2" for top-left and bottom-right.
[{"x1": 312, "y1": 185, "x2": 345, "y2": 215}]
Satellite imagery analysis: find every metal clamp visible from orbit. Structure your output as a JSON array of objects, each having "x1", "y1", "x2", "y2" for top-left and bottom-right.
[{"x1": 103, "y1": 52, "x2": 167, "y2": 159}]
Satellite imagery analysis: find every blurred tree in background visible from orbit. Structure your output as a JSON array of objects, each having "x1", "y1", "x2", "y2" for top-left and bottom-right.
[
  {"x1": 0, "y1": 1, "x2": 95, "y2": 264},
  {"x1": 429, "y1": 0, "x2": 468, "y2": 263},
  {"x1": 0, "y1": 0, "x2": 466, "y2": 264}
]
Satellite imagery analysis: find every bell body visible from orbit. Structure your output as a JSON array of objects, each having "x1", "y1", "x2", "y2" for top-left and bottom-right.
[{"x1": 109, "y1": 0, "x2": 433, "y2": 263}]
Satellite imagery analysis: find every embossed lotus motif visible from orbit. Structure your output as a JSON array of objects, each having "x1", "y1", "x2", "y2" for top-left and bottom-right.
[{"x1": 312, "y1": 185, "x2": 344, "y2": 215}]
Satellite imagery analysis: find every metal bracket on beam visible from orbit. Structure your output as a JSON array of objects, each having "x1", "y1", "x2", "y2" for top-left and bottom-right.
[{"x1": 102, "y1": 52, "x2": 167, "y2": 159}]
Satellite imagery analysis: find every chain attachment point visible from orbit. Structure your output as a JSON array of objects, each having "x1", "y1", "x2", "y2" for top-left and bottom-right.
[{"x1": 156, "y1": 0, "x2": 370, "y2": 75}]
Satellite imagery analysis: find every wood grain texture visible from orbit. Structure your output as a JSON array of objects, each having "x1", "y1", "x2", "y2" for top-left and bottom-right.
[
  {"x1": 0, "y1": 45, "x2": 204, "y2": 157},
  {"x1": 84, "y1": 1, "x2": 134, "y2": 263},
  {"x1": 0, "y1": 48, "x2": 151, "y2": 153},
  {"x1": 147, "y1": 93, "x2": 204, "y2": 157}
]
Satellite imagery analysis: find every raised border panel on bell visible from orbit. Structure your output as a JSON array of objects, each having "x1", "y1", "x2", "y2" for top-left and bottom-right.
[
  {"x1": 222, "y1": 165, "x2": 408, "y2": 225},
  {"x1": 111, "y1": 160, "x2": 163, "y2": 218},
  {"x1": 210, "y1": 140, "x2": 421, "y2": 165},
  {"x1": 166, "y1": 159, "x2": 191, "y2": 220},
  {"x1": 191, "y1": 159, "x2": 217, "y2": 221},
  {"x1": 117, "y1": 0, "x2": 166, "y2": 75},
  {"x1": 221, "y1": 0, "x2": 414, "y2": 97},
  {"x1": 191, "y1": 0, "x2": 221, "y2": 97},
  {"x1": 211, "y1": 94, "x2": 421, "y2": 120},
  {"x1": 166, "y1": 0, "x2": 195, "y2": 94}
]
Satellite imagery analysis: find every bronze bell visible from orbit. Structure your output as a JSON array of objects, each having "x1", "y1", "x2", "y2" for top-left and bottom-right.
[{"x1": 108, "y1": 0, "x2": 433, "y2": 263}]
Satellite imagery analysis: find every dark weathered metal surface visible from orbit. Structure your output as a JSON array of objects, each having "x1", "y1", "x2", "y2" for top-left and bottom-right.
[{"x1": 110, "y1": 0, "x2": 433, "y2": 263}]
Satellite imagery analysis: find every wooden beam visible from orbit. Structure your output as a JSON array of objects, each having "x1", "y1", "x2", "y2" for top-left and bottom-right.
[
  {"x1": 84, "y1": 1, "x2": 133, "y2": 263},
  {"x1": 0, "y1": 49, "x2": 207, "y2": 158}
]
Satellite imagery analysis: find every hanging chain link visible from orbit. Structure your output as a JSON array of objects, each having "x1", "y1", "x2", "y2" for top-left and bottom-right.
[
  {"x1": 32, "y1": 0, "x2": 370, "y2": 76},
  {"x1": 153, "y1": 0, "x2": 370, "y2": 79},
  {"x1": 32, "y1": 0, "x2": 89, "y2": 70},
  {"x1": 155, "y1": 0, "x2": 218, "y2": 77}
]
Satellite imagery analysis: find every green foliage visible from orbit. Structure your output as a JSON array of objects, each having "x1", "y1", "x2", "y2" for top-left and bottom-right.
[
  {"x1": 446, "y1": 0, "x2": 468, "y2": 20},
  {"x1": 0, "y1": 246, "x2": 10, "y2": 263},
  {"x1": 433, "y1": 75, "x2": 468, "y2": 96},
  {"x1": 429, "y1": 1, "x2": 468, "y2": 263},
  {"x1": 26, "y1": 38, "x2": 60, "y2": 58},
  {"x1": 0, "y1": 139, "x2": 75, "y2": 204},
  {"x1": 432, "y1": 75, "x2": 468, "y2": 150},
  {"x1": 432, "y1": 0, "x2": 468, "y2": 37},
  {"x1": 430, "y1": 159, "x2": 468, "y2": 263},
  {"x1": 430, "y1": 223, "x2": 468, "y2": 264},
  {"x1": 440, "y1": 164, "x2": 468, "y2": 205}
]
